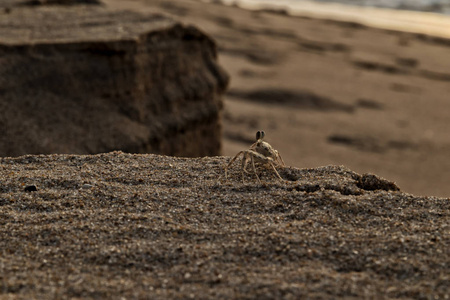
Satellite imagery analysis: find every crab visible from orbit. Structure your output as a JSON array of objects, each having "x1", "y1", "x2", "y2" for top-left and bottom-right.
[{"x1": 225, "y1": 130, "x2": 285, "y2": 183}]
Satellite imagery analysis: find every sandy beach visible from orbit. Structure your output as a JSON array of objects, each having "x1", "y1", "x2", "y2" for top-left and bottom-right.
[
  {"x1": 1, "y1": 2, "x2": 449, "y2": 298},
  {"x1": 103, "y1": 0, "x2": 450, "y2": 197}
]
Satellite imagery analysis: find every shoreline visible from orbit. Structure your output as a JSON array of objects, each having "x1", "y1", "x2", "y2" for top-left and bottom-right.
[{"x1": 203, "y1": 0, "x2": 450, "y2": 39}]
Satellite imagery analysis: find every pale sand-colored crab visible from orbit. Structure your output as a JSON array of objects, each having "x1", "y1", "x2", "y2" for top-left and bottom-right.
[{"x1": 225, "y1": 130, "x2": 285, "y2": 183}]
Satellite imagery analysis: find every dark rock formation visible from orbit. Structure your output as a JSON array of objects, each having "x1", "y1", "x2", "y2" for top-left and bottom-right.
[
  {"x1": 0, "y1": 5, "x2": 229, "y2": 157},
  {"x1": 0, "y1": 152, "x2": 448, "y2": 298}
]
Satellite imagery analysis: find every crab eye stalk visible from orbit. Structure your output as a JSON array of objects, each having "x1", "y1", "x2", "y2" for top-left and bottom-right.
[{"x1": 256, "y1": 130, "x2": 265, "y2": 140}]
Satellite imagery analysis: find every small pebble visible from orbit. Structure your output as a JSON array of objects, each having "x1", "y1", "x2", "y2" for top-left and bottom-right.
[
  {"x1": 24, "y1": 185, "x2": 38, "y2": 192},
  {"x1": 81, "y1": 184, "x2": 94, "y2": 189}
]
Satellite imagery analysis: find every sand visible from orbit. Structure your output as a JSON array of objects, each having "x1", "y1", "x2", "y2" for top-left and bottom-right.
[
  {"x1": 0, "y1": 152, "x2": 448, "y2": 298},
  {"x1": 102, "y1": 0, "x2": 450, "y2": 198}
]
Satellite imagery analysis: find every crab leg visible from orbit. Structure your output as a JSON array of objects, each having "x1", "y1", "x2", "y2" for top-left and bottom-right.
[
  {"x1": 225, "y1": 151, "x2": 245, "y2": 179},
  {"x1": 242, "y1": 152, "x2": 250, "y2": 174},
  {"x1": 250, "y1": 153, "x2": 262, "y2": 184},
  {"x1": 241, "y1": 152, "x2": 247, "y2": 183},
  {"x1": 275, "y1": 151, "x2": 286, "y2": 166},
  {"x1": 268, "y1": 161, "x2": 283, "y2": 180}
]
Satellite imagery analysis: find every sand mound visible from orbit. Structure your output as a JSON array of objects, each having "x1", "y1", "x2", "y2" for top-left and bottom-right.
[{"x1": 0, "y1": 152, "x2": 448, "y2": 298}]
